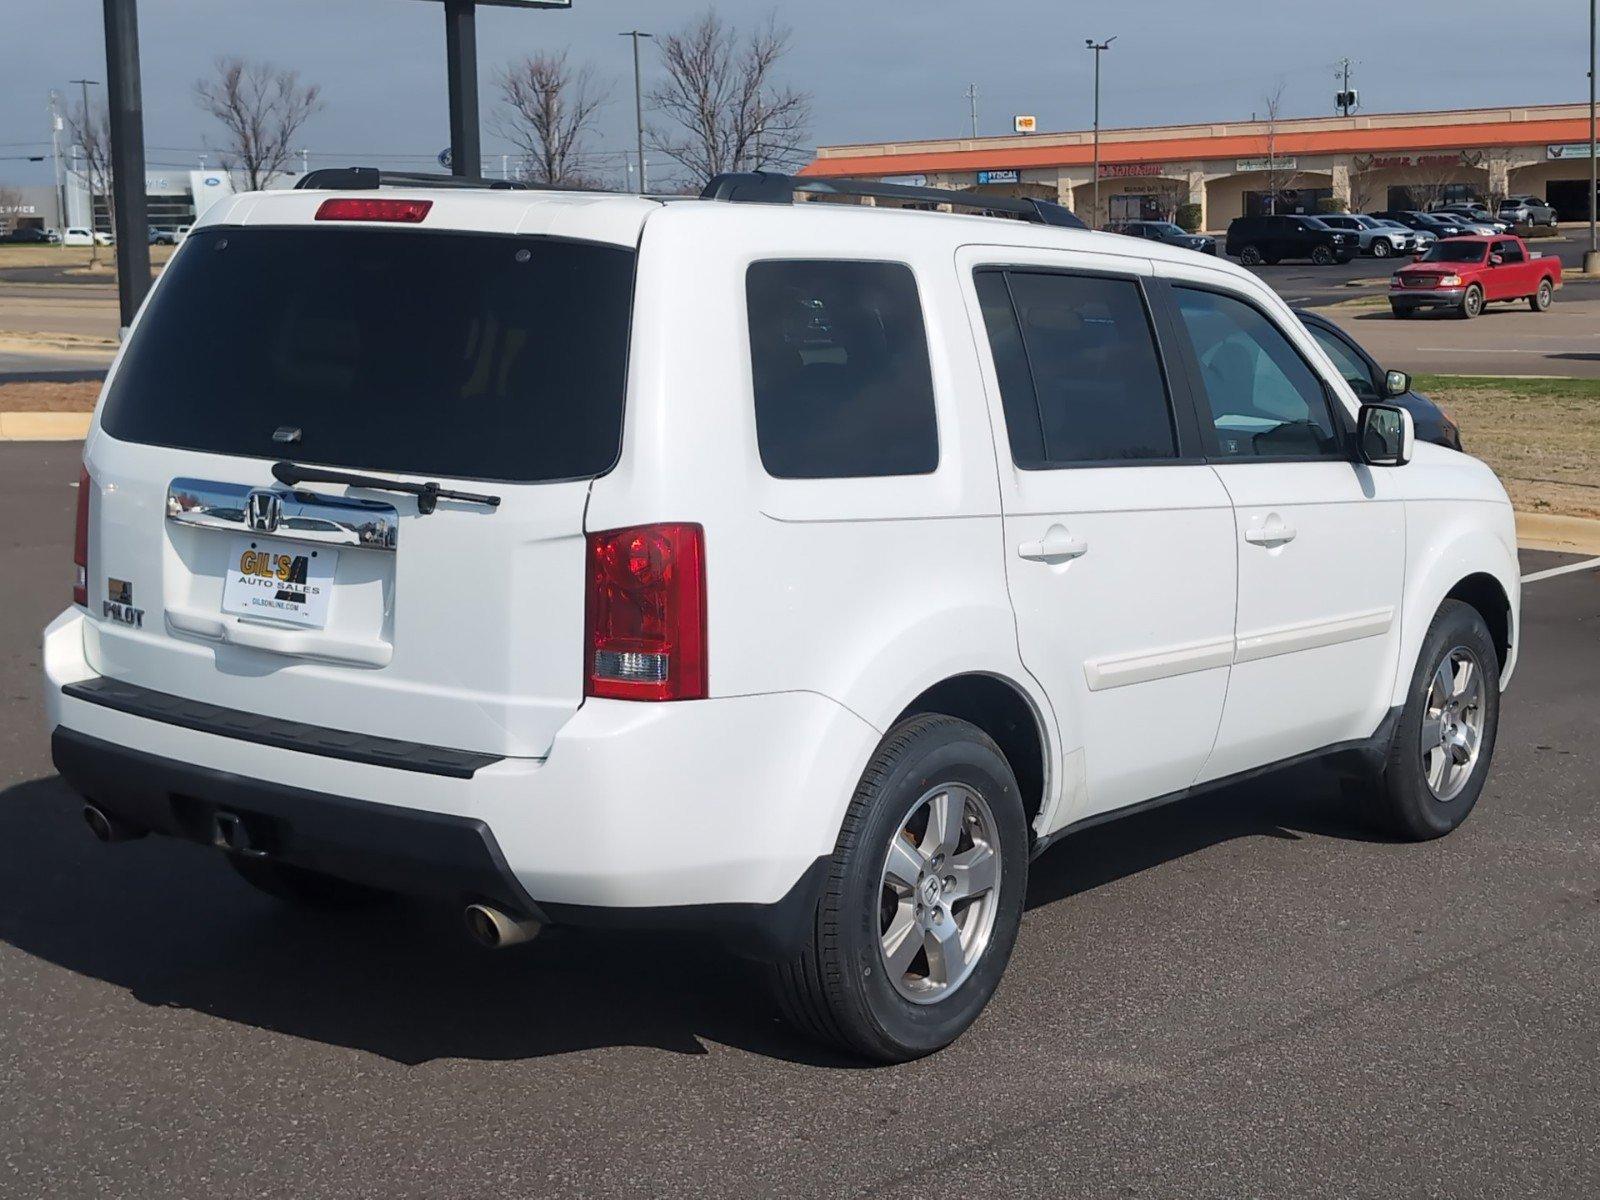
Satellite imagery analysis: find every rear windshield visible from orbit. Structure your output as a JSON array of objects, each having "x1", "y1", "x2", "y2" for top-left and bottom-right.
[{"x1": 102, "y1": 227, "x2": 636, "y2": 482}]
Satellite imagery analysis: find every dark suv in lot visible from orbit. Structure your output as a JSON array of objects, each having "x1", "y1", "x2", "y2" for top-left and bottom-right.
[{"x1": 1225, "y1": 215, "x2": 1357, "y2": 265}]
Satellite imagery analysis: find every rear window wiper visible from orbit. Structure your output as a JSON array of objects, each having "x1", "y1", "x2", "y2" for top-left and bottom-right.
[{"x1": 271, "y1": 461, "x2": 501, "y2": 515}]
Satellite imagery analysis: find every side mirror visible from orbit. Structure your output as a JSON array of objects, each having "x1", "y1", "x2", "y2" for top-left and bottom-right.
[
  {"x1": 1358, "y1": 403, "x2": 1414, "y2": 467},
  {"x1": 1489, "y1": 253, "x2": 1503, "y2": 266},
  {"x1": 1383, "y1": 368, "x2": 1411, "y2": 398}
]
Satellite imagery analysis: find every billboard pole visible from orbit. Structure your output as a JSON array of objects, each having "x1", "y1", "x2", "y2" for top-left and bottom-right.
[
  {"x1": 102, "y1": 0, "x2": 151, "y2": 333},
  {"x1": 443, "y1": 0, "x2": 480, "y2": 178}
]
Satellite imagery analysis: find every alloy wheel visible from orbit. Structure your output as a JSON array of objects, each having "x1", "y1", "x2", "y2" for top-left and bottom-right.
[
  {"x1": 878, "y1": 783, "x2": 1002, "y2": 1004},
  {"x1": 1421, "y1": 646, "x2": 1486, "y2": 802}
]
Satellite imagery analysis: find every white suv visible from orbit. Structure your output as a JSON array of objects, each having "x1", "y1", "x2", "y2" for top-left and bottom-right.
[{"x1": 42, "y1": 172, "x2": 1520, "y2": 1062}]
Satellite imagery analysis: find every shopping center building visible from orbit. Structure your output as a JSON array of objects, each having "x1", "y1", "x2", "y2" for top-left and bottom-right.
[{"x1": 799, "y1": 103, "x2": 1598, "y2": 229}]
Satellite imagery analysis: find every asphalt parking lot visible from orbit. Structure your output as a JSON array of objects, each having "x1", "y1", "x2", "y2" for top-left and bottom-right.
[{"x1": 2, "y1": 442, "x2": 1598, "y2": 1198}]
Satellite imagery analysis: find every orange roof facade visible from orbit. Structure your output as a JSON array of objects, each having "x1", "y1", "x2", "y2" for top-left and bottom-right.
[{"x1": 800, "y1": 116, "x2": 1596, "y2": 178}]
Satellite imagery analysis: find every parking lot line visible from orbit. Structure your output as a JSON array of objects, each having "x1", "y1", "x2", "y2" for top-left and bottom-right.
[{"x1": 1521, "y1": 556, "x2": 1600, "y2": 584}]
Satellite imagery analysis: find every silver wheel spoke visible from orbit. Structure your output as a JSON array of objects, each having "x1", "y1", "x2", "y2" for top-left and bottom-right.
[
  {"x1": 1452, "y1": 658, "x2": 1477, "y2": 706},
  {"x1": 1430, "y1": 660, "x2": 1453, "y2": 708},
  {"x1": 1420, "y1": 714, "x2": 1445, "y2": 747},
  {"x1": 947, "y1": 843, "x2": 997, "y2": 902},
  {"x1": 923, "y1": 914, "x2": 968, "y2": 987},
  {"x1": 1424, "y1": 745, "x2": 1448, "y2": 791},
  {"x1": 880, "y1": 901, "x2": 921, "y2": 977},
  {"x1": 921, "y1": 790, "x2": 963, "y2": 858},
  {"x1": 883, "y1": 836, "x2": 924, "y2": 892}
]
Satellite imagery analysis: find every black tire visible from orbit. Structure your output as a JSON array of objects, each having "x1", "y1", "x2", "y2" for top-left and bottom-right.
[
  {"x1": 1390, "y1": 304, "x2": 1414, "y2": 319},
  {"x1": 1311, "y1": 244, "x2": 1335, "y2": 266},
  {"x1": 1356, "y1": 600, "x2": 1500, "y2": 841},
  {"x1": 227, "y1": 855, "x2": 390, "y2": 908},
  {"x1": 1530, "y1": 278, "x2": 1553, "y2": 312},
  {"x1": 1459, "y1": 284, "x2": 1483, "y2": 319},
  {"x1": 771, "y1": 714, "x2": 1028, "y2": 1063},
  {"x1": 1238, "y1": 244, "x2": 1263, "y2": 266},
  {"x1": 1371, "y1": 239, "x2": 1392, "y2": 259},
  {"x1": 1262, "y1": 253, "x2": 1281, "y2": 265}
]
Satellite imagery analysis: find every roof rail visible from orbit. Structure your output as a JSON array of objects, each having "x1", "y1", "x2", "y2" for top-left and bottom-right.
[
  {"x1": 296, "y1": 167, "x2": 528, "y2": 192},
  {"x1": 699, "y1": 171, "x2": 1087, "y2": 230}
]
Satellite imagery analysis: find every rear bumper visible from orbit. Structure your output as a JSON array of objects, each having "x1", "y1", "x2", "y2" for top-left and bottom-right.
[{"x1": 42, "y1": 608, "x2": 879, "y2": 957}]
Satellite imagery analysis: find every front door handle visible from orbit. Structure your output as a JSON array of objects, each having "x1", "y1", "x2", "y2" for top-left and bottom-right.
[
  {"x1": 1018, "y1": 526, "x2": 1088, "y2": 564},
  {"x1": 1244, "y1": 515, "x2": 1298, "y2": 547}
]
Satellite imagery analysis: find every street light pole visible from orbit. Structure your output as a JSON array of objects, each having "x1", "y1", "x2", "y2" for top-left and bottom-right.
[
  {"x1": 1586, "y1": 0, "x2": 1598, "y2": 273},
  {"x1": 69, "y1": 78, "x2": 100, "y2": 266},
  {"x1": 1085, "y1": 37, "x2": 1115, "y2": 230},
  {"x1": 620, "y1": 30, "x2": 652, "y2": 194}
]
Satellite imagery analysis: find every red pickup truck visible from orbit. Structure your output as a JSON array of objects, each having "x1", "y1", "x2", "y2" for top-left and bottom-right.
[{"x1": 1389, "y1": 235, "x2": 1561, "y2": 319}]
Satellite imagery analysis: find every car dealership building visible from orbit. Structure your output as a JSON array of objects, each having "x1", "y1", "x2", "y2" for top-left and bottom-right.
[{"x1": 800, "y1": 103, "x2": 1598, "y2": 229}]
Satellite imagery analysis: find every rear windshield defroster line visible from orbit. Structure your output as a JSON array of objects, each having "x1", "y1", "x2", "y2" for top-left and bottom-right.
[{"x1": 101, "y1": 226, "x2": 637, "y2": 484}]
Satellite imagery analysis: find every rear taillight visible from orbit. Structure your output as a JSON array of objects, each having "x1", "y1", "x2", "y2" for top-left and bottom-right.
[
  {"x1": 72, "y1": 465, "x2": 90, "y2": 607},
  {"x1": 314, "y1": 197, "x2": 433, "y2": 223},
  {"x1": 585, "y1": 523, "x2": 706, "y2": 701}
]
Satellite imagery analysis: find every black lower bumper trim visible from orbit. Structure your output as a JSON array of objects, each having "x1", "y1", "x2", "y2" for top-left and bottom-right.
[
  {"x1": 62, "y1": 676, "x2": 502, "y2": 779},
  {"x1": 49, "y1": 726, "x2": 831, "y2": 961},
  {"x1": 51, "y1": 726, "x2": 542, "y2": 918}
]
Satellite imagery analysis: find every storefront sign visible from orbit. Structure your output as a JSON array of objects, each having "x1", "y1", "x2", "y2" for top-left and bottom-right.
[
  {"x1": 1359, "y1": 154, "x2": 1460, "y2": 169},
  {"x1": 1097, "y1": 162, "x2": 1169, "y2": 178},
  {"x1": 977, "y1": 169, "x2": 1020, "y2": 184},
  {"x1": 1548, "y1": 142, "x2": 1597, "y2": 160},
  {"x1": 1013, "y1": 115, "x2": 1037, "y2": 134},
  {"x1": 1236, "y1": 156, "x2": 1296, "y2": 172}
]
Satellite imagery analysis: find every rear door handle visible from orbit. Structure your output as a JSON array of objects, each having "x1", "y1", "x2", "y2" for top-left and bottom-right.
[
  {"x1": 1018, "y1": 526, "x2": 1088, "y2": 564},
  {"x1": 1244, "y1": 516, "x2": 1298, "y2": 547}
]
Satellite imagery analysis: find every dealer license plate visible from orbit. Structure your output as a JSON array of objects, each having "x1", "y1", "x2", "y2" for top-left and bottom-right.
[{"x1": 220, "y1": 536, "x2": 338, "y2": 628}]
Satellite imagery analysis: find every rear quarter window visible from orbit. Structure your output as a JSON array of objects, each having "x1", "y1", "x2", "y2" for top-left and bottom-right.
[{"x1": 746, "y1": 259, "x2": 939, "y2": 479}]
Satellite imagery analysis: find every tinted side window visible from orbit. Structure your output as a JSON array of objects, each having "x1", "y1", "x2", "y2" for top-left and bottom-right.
[
  {"x1": 746, "y1": 260, "x2": 938, "y2": 479},
  {"x1": 1305, "y1": 324, "x2": 1378, "y2": 402},
  {"x1": 976, "y1": 270, "x2": 1177, "y2": 466},
  {"x1": 1173, "y1": 287, "x2": 1344, "y2": 460}
]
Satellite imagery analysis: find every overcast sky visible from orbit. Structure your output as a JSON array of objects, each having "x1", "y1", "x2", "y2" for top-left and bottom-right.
[{"x1": 2, "y1": 0, "x2": 1593, "y2": 189}]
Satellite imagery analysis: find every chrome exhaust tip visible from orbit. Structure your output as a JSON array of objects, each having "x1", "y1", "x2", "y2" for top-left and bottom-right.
[
  {"x1": 82, "y1": 803, "x2": 143, "y2": 843},
  {"x1": 464, "y1": 903, "x2": 542, "y2": 949}
]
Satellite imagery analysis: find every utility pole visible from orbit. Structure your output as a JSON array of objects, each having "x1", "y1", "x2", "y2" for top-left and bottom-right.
[
  {"x1": 48, "y1": 91, "x2": 66, "y2": 242},
  {"x1": 964, "y1": 83, "x2": 979, "y2": 138},
  {"x1": 1086, "y1": 37, "x2": 1115, "y2": 230},
  {"x1": 1336, "y1": 57, "x2": 1354, "y2": 117},
  {"x1": 620, "y1": 30, "x2": 652, "y2": 193},
  {"x1": 299, "y1": 147, "x2": 309, "y2": 176},
  {"x1": 69, "y1": 78, "x2": 100, "y2": 266},
  {"x1": 1587, "y1": 0, "x2": 1598, "y2": 273}
]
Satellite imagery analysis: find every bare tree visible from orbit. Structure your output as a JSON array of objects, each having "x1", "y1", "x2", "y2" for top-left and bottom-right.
[
  {"x1": 1258, "y1": 84, "x2": 1302, "y2": 215},
  {"x1": 495, "y1": 51, "x2": 610, "y2": 187},
  {"x1": 1347, "y1": 155, "x2": 1378, "y2": 214},
  {"x1": 647, "y1": 10, "x2": 812, "y2": 188},
  {"x1": 194, "y1": 57, "x2": 323, "y2": 191},
  {"x1": 1408, "y1": 152, "x2": 1476, "y2": 211},
  {"x1": 65, "y1": 100, "x2": 113, "y2": 262}
]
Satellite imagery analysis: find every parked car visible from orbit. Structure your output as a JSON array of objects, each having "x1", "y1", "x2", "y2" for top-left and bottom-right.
[
  {"x1": 1110, "y1": 219, "x2": 1217, "y2": 254},
  {"x1": 1432, "y1": 204, "x2": 1511, "y2": 234},
  {"x1": 44, "y1": 173, "x2": 1521, "y2": 1062},
  {"x1": 1391, "y1": 235, "x2": 1561, "y2": 318},
  {"x1": 60, "y1": 227, "x2": 112, "y2": 247},
  {"x1": 1295, "y1": 309, "x2": 1462, "y2": 451},
  {"x1": 1372, "y1": 210, "x2": 1469, "y2": 240},
  {"x1": 1313, "y1": 213, "x2": 1413, "y2": 258},
  {"x1": 1497, "y1": 195, "x2": 1559, "y2": 228},
  {"x1": 1226, "y1": 214, "x2": 1358, "y2": 264},
  {"x1": 1, "y1": 226, "x2": 59, "y2": 244},
  {"x1": 149, "y1": 227, "x2": 180, "y2": 245},
  {"x1": 1373, "y1": 217, "x2": 1435, "y2": 253}
]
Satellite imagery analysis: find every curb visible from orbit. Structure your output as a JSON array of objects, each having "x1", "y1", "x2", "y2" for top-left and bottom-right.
[
  {"x1": 1515, "y1": 512, "x2": 1600, "y2": 556},
  {"x1": 0, "y1": 413, "x2": 93, "y2": 441}
]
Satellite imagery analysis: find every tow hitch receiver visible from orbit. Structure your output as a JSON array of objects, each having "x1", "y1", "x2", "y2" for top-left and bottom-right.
[{"x1": 212, "y1": 811, "x2": 266, "y2": 858}]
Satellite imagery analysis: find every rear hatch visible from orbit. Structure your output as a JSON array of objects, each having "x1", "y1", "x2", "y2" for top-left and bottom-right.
[{"x1": 82, "y1": 208, "x2": 638, "y2": 758}]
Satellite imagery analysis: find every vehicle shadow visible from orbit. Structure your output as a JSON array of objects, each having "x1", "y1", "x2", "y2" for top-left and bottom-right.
[{"x1": 0, "y1": 765, "x2": 1385, "y2": 1066}]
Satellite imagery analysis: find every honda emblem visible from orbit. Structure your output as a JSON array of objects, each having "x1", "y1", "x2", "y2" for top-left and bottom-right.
[{"x1": 246, "y1": 489, "x2": 283, "y2": 534}]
